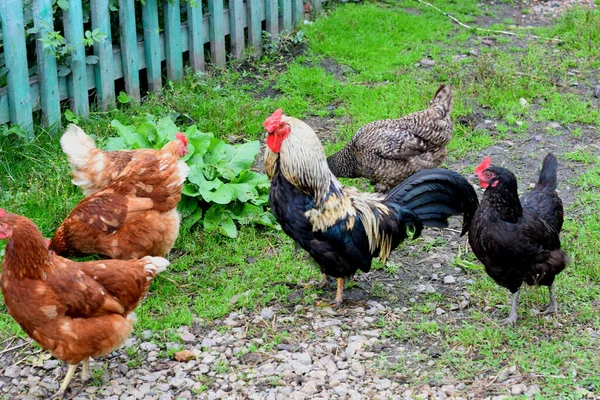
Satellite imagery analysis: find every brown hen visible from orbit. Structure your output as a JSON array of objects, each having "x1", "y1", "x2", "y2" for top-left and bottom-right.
[
  {"x1": 50, "y1": 127, "x2": 190, "y2": 259},
  {"x1": 327, "y1": 85, "x2": 453, "y2": 192},
  {"x1": 0, "y1": 210, "x2": 168, "y2": 396}
]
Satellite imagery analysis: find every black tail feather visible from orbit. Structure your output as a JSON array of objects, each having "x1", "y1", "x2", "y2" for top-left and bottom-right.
[
  {"x1": 536, "y1": 153, "x2": 558, "y2": 191},
  {"x1": 385, "y1": 168, "x2": 479, "y2": 235}
]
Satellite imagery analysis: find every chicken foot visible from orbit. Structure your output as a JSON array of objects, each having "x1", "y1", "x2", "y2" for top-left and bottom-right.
[
  {"x1": 540, "y1": 283, "x2": 558, "y2": 315},
  {"x1": 499, "y1": 289, "x2": 520, "y2": 327},
  {"x1": 56, "y1": 364, "x2": 78, "y2": 397},
  {"x1": 316, "y1": 278, "x2": 345, "y2": 307},
  {"x1": 56, "y1": 359, "x2": 91, "y2": 398}
]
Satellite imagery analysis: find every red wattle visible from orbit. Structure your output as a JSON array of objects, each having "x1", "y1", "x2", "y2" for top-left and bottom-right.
[{"x1": 267, "y1": 134, "x2": 283, "y2": 153}]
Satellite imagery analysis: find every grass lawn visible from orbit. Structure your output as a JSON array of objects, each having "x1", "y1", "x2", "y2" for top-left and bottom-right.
[{"x1": 1, "y1": 0, "x2": 600, "y2": 397}]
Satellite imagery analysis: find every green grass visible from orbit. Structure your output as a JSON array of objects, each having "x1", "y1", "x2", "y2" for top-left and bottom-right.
[{"x1": 1, "y1": 0, "x2": 600, "y2": 396}]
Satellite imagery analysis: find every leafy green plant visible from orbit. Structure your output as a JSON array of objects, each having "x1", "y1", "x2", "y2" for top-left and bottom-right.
[{"x1": 105, "y1": 114, "x2": 278, "y2": 238}]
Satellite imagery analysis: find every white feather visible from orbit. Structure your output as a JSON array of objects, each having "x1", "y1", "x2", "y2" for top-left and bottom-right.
[{"x1": 60, "y1": 124, "x2": 97, "y2": 169}]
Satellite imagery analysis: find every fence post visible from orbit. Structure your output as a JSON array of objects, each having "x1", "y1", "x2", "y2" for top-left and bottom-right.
[
  {"x1": 246, "y1": 0, "x2": 262, "y2": 57},
  {"x1": 292, "y1": 0, "x2": 303, "y2": 26},
  {"x1": 118, "y1": 0, "x2": 141, "y2": 103},
  {"x1": 1, "y1": 0, "x2": 34, "y2": 137},
  {"x1": 164, "y1": 0, "x2": 184, "y2": 82},
  {"x1": 264, "y1": 0, "x2": 279, "y2": 38},
  {"x1": 229, "y1": 0, "x2": 244, "y2": 59},
  {"x1": 142, "y1": 0, "x2": 162, "y2": 91},
  {"x1": 280, "y1": 0, "x2": 292, "y2": 32},
  {"x1": 187, "y1": 0, "x2": 205, "y2": 72},
  {"x1": 63, "y1": 0, "x2": 90, "y2": 118},
  {"x1": 208, "y1": 0, "x2": 226, "y2": 67},
  {"x1": 311, "y1": 0, "x2": 322, "y2": 12},
  {"x1": 33, "y1": 0, "x2": 61, "y2": 132},
  {"x1": 91, "y1": 0, "x2": 116, "y2": 110}
]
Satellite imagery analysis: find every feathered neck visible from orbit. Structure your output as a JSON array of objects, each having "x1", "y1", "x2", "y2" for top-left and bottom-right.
[
  {"x1": 264, "y1": 115, "x2": 337, "y2": 206},
  {"x1": 480, "y1": 178, "x2": 523, "y2": 223},
  {"x1": 2, "y1": 214, "x2": 53, "y2": 280},
  {"x1": 327, "y1": 146, "x2": 358, "y2": 178}
]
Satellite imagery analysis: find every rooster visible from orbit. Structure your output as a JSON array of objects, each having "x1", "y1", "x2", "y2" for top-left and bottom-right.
[
  {"x1": 59, "y1": 124, "x2": 188, "y2": 196},
  {"x1": 263, "y1": 109, "x2": 478, "y2": 305},
  {"x1": 468, "y1": 154, "x2": 567, "y2": 326},
  {"x1": 0, "y1": 209, "x2": 168, "y2": 396},
  {"x1": 50, "y1": 127, "x2": 190, "y2": 259},
  {"x1": 327, "y1": 85, "x2": 453, "y2": 192}
]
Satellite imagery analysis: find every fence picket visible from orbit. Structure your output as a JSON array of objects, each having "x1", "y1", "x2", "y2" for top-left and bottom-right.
[
  {"x1": 187, "y1": 0, "x2": 205, "y2": 72},
  {"x1": 208, "y1": 0, "x2": 226, "y2": 67},
  {"x1": 142, "y1": 0, "x2": 162, "y2": 91},
  {"x1": 246, "y1": 0, "x2": 262, "y2": 56},
  {"x1": 1, "y1": 0, "x2": 34, "y2": 136},
  {"x1": 118, "y1": 0, "x2": 140, "y2": 102},
  {"x1": 63, "y1": 0, "x2": 90, "y2": 118},
  {"x1": 33, "y1": 0, "x2": 61, "y2": 131},
  {"x1": 229, "y1": 0, "x2": 244, "y2": 59},
  {"x1": 292, "y1": 0, "x2": 304, "y2": 25},
  {"x1": 280, "y1": 0, "x2": 292, "y2": 32},
  {"x1": 311, "y1": 0, "x2": 322, "y2": 12},
  {"x1": 164, "y1": 0, "x2": 184, "y2": 81},
  {"x1": 91, "y1": 0, "x2": 115, "y2": 110},
  {"x1": 265, "y1": 0, "x2": 279, "y2": 38}
]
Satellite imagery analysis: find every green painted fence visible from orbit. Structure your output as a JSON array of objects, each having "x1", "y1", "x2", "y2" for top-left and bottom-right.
[{"x1": 0, "y1": 0, "x2": 321, "y2": 138}]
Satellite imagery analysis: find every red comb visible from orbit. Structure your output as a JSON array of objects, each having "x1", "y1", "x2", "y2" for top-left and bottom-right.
[
  {"x1": 0, "y1": 209, "x2": 5, "y2": 218},
  {"x1": 175, "y1": 132, "x2": 188, "y2": 146},
  {"x1": 474, "y1": 157, "x2": 492, "y2": 175},
  {"x1": 264, "y1": 109, "x2": 283, "y2": 132}
]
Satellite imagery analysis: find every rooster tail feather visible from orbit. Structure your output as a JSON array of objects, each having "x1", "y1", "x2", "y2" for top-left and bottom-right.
[
  {"x1": 385, "y1": 168, "x2": 478, "y2": 235},
  {"x1": 536, "y1": 153, "x2": 558, "y2": 191},
  {"x1": 429, "y1": 85, "x2": 453, "y2": 118},
  {"x1": 60, "y1": 124, "x2": 97, "y2": 170}
]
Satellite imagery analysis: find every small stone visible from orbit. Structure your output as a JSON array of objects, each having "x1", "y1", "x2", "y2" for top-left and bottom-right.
[
  {"x1": 548, "y1": 122, "x2": 561, "y2": 130},
  {"x1": 302, "y1": 381, "x2": 319, "y2": 395},
  {"x1": 594, "y1": 85, "x2": 600, "y2": 98},
  {"x1": 526, "y1": 384, "x2": 541, "y2": 396},
  {"x1": 333, "y1": 385, "x2": 348, "y2": 397},
  {"x1": 201, "y1": 338, "x2": 215, "y2": 348},
  {"x1": 441, "y1": 385, "x2": 455, "y2": 396},
  {"x1": 140, "y1": 342, "x2": 158, "y2": 352},
  {"x1": 350, "y1": 362, "x2": 365, "y2": 377},
  {"x1": 141, "y1": 372, "x2": 162, "y2": 383},
  {"x1": 443, "y1": 275, "x2": 456, "y2": 284},
  {"x1": 296, "y1": 353, "x2": 312, "y2": 365},
  {"x1": 3, "y1": 366, "x2": 20, "y2": 378},
  {"x1": 260, "y1": 308, "x2": 275, "y2": 320},
  {"x1": 42, "y1": 360, "x2": 59, "y2": 370},
  {"x1": 420, "y1": 58, "x2": 436, "y2": 67},
  {"x1": 179, "y1": 332, "x2": 195, "y2": 343},
  {"x1": 436, "y1": 308, "x2": 446, "y2": 315},
  {"x1": 519, "y1": 98, "x2": 529, "y2": 107},
  {"x1": 376, "y1": 379, "x2": 391, "y2": 390},
  {"x1": 511, "y1": 383, "x2": 527, "y2": 395},
  {"x1": 424, "y1": 284, "x2": 436, "y2": 293}
]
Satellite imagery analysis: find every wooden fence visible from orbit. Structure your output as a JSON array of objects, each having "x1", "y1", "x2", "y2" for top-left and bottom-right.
[{"x1": 0, "y1": 0, "x2": 322, "y2": 138}]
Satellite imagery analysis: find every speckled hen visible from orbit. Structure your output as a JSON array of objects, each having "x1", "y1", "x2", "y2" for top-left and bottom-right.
[{"x1": 327, "y1": 85, "x2": 453, "y2": 192}]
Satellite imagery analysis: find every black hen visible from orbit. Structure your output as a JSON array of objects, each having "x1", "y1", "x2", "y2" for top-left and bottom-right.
[
  {"x1": 264, "y1": 110, "x2": 478, "y2": 305},
  {"x1": 468, "y1": 153, "x2": 567, "y2": 326}
]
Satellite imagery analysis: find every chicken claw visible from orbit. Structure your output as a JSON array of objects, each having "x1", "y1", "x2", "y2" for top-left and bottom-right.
[
  {"x1": 316, "y1": 278, "x2": 344, "y2": 307},
  {"x1": 499, "y1": 289, "x2": 520, "y2": 327},
  {"x1": 56, "y1": 364, "x2": 78, "y2": 398},
  {"x1": 540, "y1": 284, "x2": 558, "y2": 315}
]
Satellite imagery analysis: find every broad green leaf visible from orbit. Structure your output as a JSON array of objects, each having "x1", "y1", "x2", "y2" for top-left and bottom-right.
[
  {"x1": 105, "y1": 137, "x2": 127, "y2": 151},
  {"x1": 156, "y1": 116, "x2": 179, "y2": 144}
]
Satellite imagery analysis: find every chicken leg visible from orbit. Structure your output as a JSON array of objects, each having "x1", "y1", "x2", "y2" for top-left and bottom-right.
[
  {"x1": 81, "y1": 359, "x2": 91, "y2": 382},
  {"x1": 499, "y1": 289, "x2": 520, "y2": 327},
  {"x1": 316, "y1": 278, "x2": 345, "y2": 307},
  {"x1": 540, "y1": 283, "x2": 558, "y2": 315},
  {"x1": 57, "y1": 364, "x2": 78, "y2": 397}
]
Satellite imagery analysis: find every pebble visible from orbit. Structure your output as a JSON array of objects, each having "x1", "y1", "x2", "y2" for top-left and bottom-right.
[
  {"x1": 260, "y1": 307, "x2": 275, "y2": 319},
  {"x1": 511, "y1": 383, "x2": 528, "y2": 395},
  {"x1": 443, "y1": 275, "x2": 456, "y2": 284}
]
